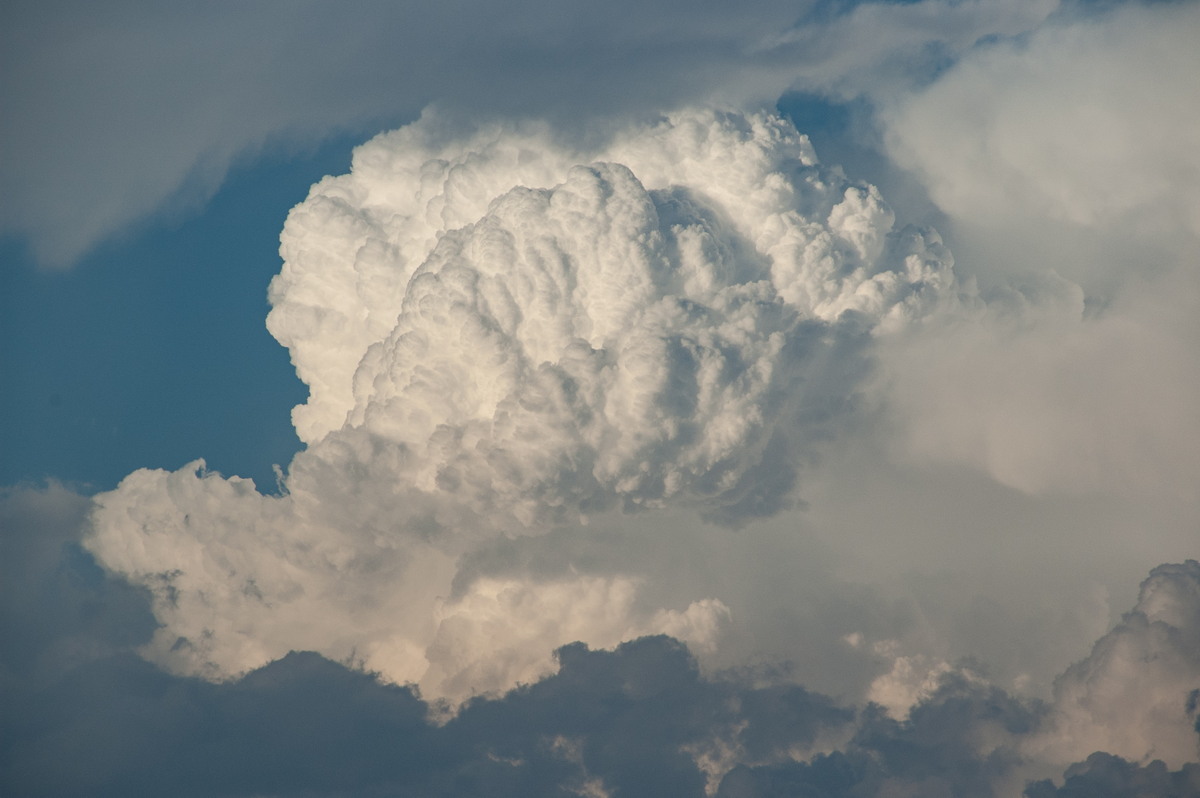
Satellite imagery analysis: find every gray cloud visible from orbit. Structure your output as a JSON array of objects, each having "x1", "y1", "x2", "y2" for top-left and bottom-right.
[
  {"x1": 1, "y1": 0, "x2": 1052, "y2": 268},
  {"x1": 881, "y1": 2, "x2": 1200, "y2": 248},
  {"x1": 1024, "y1": 753, "x2": 1200, "y2": 798},
  {"x1": 865, "y1": 0, "x2": 1200, "y2": 515},
  {"x1": 4, "y1": 485, "x2": 1197, "y2": 796},
  {"x1": 0, "y1": 483, "x2": 155, "y2": 685}
]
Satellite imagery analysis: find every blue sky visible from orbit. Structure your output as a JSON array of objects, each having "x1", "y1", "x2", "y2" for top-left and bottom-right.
[
  {"x1": 0, "y1": 136, "x2": 378, "y2": 492},
  {"x1": 0, "y1": 92, "x2": 875, "y2": 494},
  {"x1": 3, "y1": 2, "x2": 1199, "y2": 796}
]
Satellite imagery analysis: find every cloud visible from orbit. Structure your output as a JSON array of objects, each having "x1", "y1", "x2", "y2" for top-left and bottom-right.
[
  {"x1": 766, "y1": 0, "x2": 1056, "y2": 101},
  {"x1": 269, "y1": 108, "x2": 951, "y2": 452},
  {"x1": 422, "y1": 575, "x2": 730, "y2": 703},
  {"x1": 5, "y1": 487, "x2": 1198, "y2": 795},
  {"x1": 0, "y1": 482, "x2": 155, "y2": 685},
  {"x1": 1024, "y1": 753, "x2": 1200, "y2": 798},
  {"x1": 881, "y1": 2, "x2": 1200, "y2": 245},
  {"x1": 0, "y1": 0, "x2": 1054, "y2": 268},
  {"x1": 718, "y1": 672, "x2": 1044, "y2": 798},
  {"x1": 876, "y1": 265, "x2": 1200, "y2": 499},
  {"x1": 1, "y1": 629, "x2": 850, "y2": 798},
  {"x1": 1027, "y1": 560, "x2": 1200, "y2": 771},
  {"x1": 84, "y1": 109, "x2": 956, "y2": 703},
  {"x1": 6, "y1": 2, "x2": 1198, "y2": 794},
  {"x1": 860, "y1": 2, "x2": 1200, "y2": 502}
]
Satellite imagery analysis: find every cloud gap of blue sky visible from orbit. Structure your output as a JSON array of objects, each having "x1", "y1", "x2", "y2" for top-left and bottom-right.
[{"x1": 0, "y1": 137, "x2": 375, "y2": 491}]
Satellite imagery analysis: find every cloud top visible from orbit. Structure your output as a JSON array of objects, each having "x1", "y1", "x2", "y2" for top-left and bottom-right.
[{"x1": 86, "y1": 109, "x2": 954, "y2": 699}]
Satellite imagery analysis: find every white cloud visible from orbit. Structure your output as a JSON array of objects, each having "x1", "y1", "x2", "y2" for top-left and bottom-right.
[
  {"x1": 865, "y1": 639, "x2": 957, "y2": 721},
  {"x1": 863, "y1": 1, "x2": 1200, "y2": 504},
  {"x1": 882, "y1": 2, "x2": 1200, "y2": 243},
  {"x1": 270, "y1": 109, "x2": 952, "y2": 452},
  {"x1": 86, "y1": 109, "x2": 954, "y2": 702},
  {"x1": 422, "y1": 575, "x2": 729, "y2": 703}
]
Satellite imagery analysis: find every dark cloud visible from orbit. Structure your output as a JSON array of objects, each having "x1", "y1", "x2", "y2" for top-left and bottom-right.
[
  {"x1": 3, "y1": 635, "x2": 850, "y2": 797},
  {"x1": 8, "y1": 633, "x2": 1193, "y2": 798},
  {"x1": 0, "y1": 483, "x2": 155, "y2": 684},
  {"x1": 1024, "y1": 753, "x2": 1200, "y2": 798},
  {"x1": 3, "y1": 651, "x2": 433, "y2": 798},
  {"x1": 6, "y1": 484, "x2": 1199, "y2": 797},
  {"x1": 717, "y1": 672, "x2": 1044, "y2": 797}
]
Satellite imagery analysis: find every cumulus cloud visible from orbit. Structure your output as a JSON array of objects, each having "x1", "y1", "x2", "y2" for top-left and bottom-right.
[
  {"x1": 423, "y1": 575, "x2": 730, "y2": 703},
  {"x1": 1024, "y1": 753, "x2": 1200, "y2": 798},
  {"x1": 7, "y1": 1, "x2": 1199, "y2": 794},
  {"x1": 863, "y1": 639, "x2": 958, "y2": 722},
  {"x1": 1027, "y1": 560, "x2": 1200, "y2": 771},
  {"x1": 84, "y1": 109, "x2": 955, "y2": 702},
  {"x1": 859, "y1": 2, "x2": 1200, "y2": 503}
]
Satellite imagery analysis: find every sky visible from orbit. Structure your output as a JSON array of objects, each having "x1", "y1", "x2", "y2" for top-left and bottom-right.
[{"x1": 1, "y1": 1, "x2": 1198, "y2": 796}]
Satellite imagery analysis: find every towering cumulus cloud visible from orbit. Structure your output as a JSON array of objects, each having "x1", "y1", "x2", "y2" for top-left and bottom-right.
[{"x1": 86, "y1": 109, "x2": 953, "y2": 701}]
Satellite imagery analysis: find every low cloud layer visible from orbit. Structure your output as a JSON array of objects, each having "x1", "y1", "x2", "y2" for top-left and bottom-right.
[
  {"x1": 882, "y1": 2, "x2": 1200, "y2": 245},
  {"x1": 4, "y1": 483, "x2": 1198, "y2": 796}
]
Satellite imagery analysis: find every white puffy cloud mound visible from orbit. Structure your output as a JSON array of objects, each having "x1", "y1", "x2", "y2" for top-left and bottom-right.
[
  {"x1": 269, "y1": 109, "x2": 952, "y2": 523},
  {"x1": 86, "y1": 109, "x2": 954, "y2": 701},
  {"x1": 1027, "y1": 560, "x2": 1200, "y2": 771}
]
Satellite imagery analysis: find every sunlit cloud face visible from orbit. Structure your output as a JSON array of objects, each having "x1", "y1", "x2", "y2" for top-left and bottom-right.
[
  {"x1": 4, "y1": 2, "x2": 1199, "y2": 796},
  {"x1": 86, "y1": 108, "x2": 955, "y2": 702}
]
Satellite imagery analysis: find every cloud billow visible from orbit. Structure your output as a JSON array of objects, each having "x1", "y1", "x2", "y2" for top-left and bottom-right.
[
  {"x1": 6, "y1": 2, "x2": 1199, "y2": 795},
  {"x1": 84, "y1": 109, "x2": 954, "y2": 700}
]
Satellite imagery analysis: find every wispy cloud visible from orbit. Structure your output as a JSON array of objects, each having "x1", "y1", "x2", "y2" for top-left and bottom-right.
[{"x1": 2, "y1": 0, "x2": 1052, "y2": 268}]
